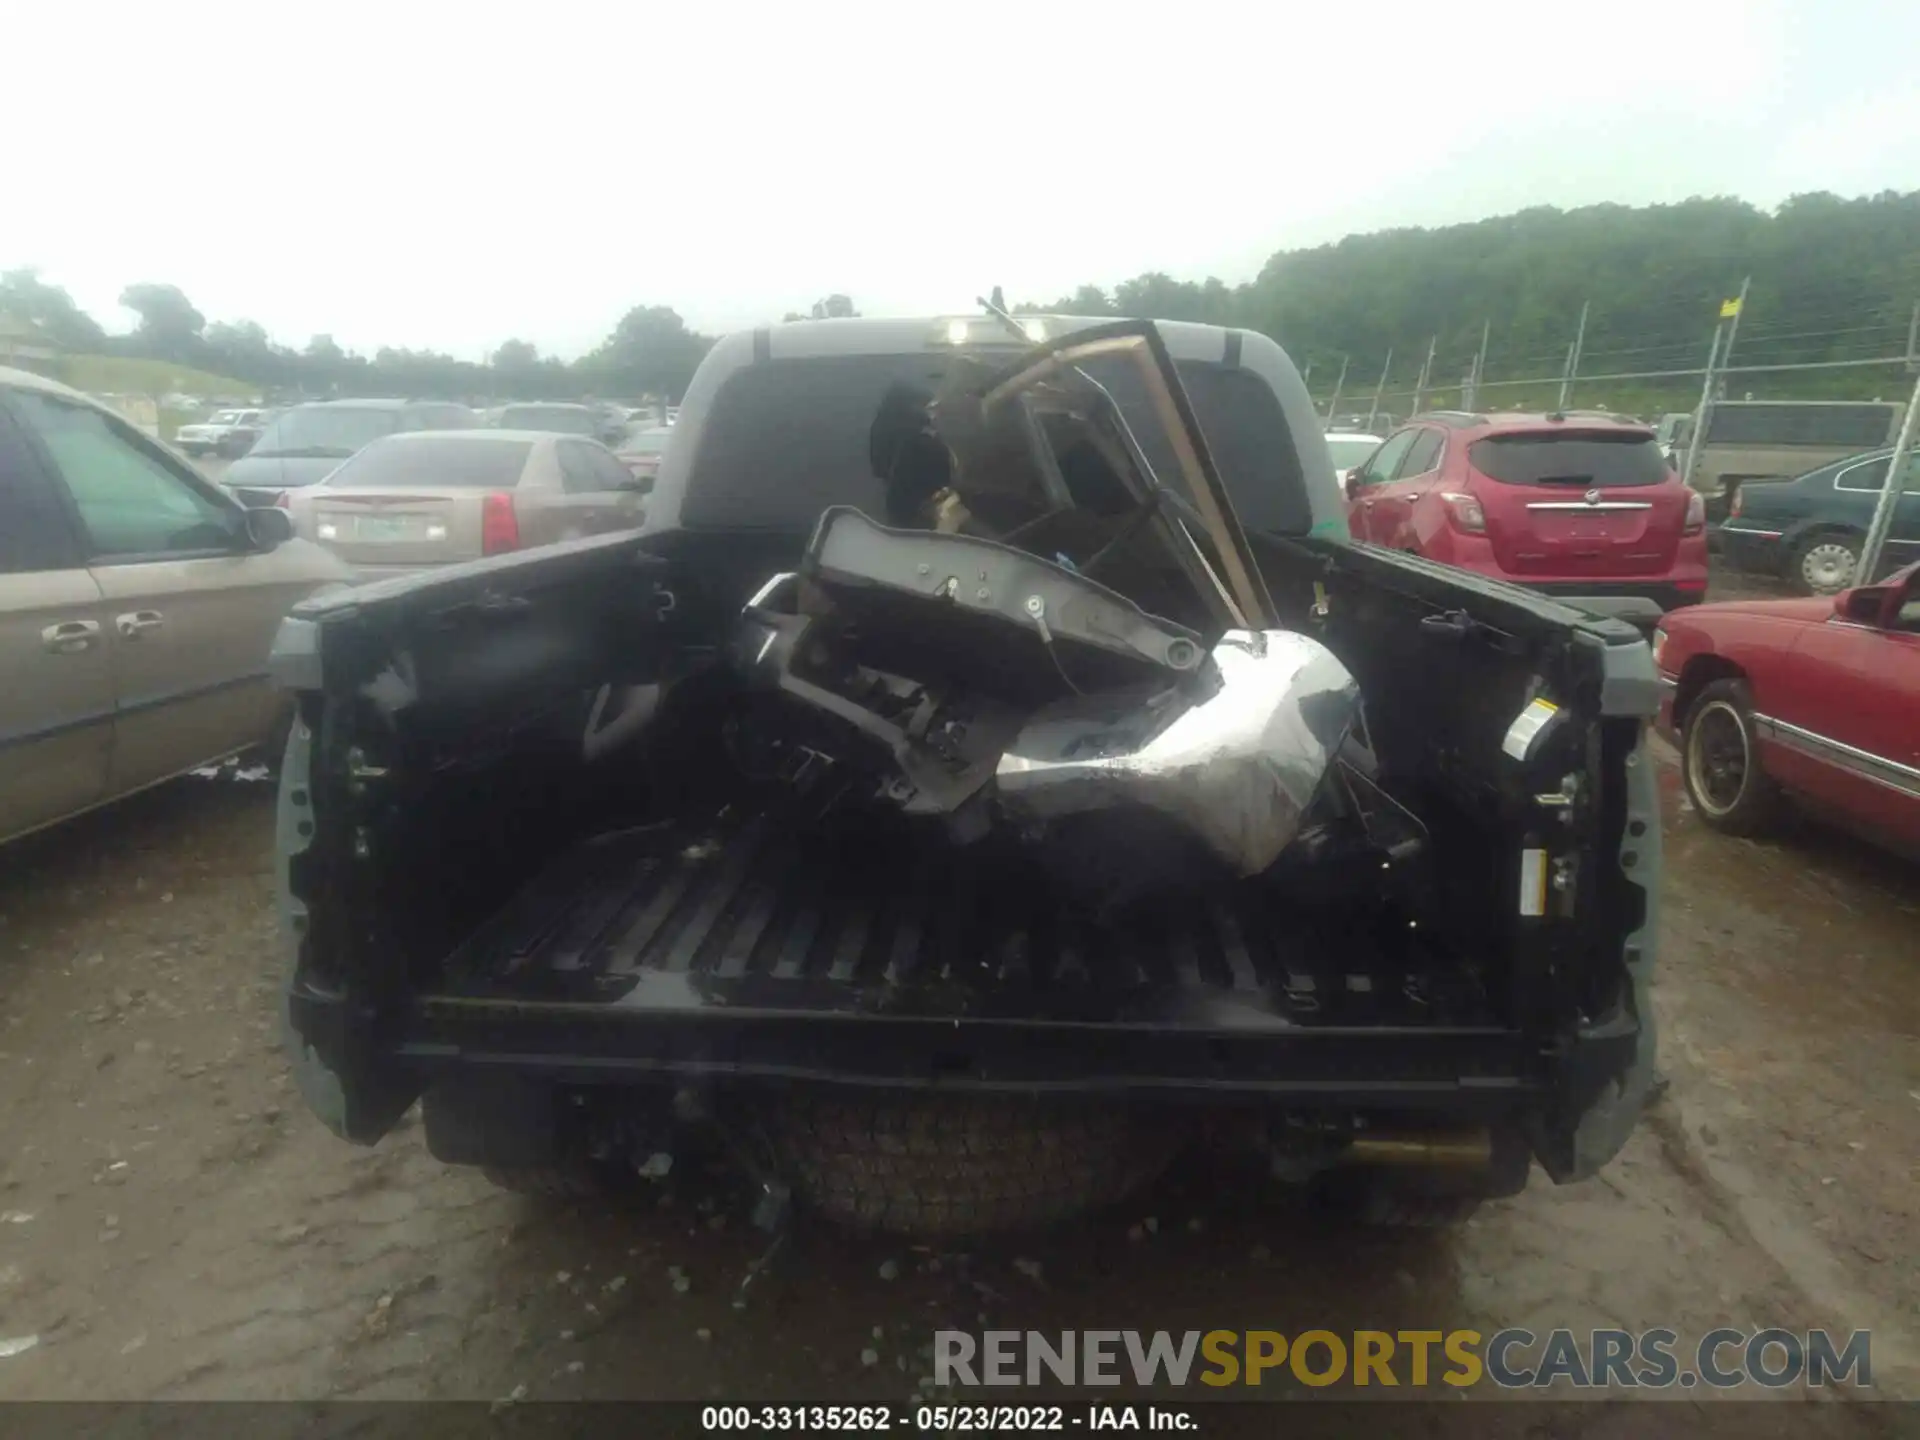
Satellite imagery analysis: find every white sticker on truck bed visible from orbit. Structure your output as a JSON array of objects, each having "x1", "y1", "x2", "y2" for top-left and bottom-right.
[{"x1": 1502, "y1": 697, "x2": 1561, "y2": 763}]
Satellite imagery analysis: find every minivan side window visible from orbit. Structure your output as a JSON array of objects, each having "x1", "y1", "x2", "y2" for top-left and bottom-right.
[
  {"x1": 0, "y1": 401, "x2": 80, "y2": 574},
  {"x1": 1398, "y1": 430, "x2": 1444, "y2": 478},
  {"x1": 12, "y1": 391, "x2": 241, "y2": 560},
  {"x1": 1356, "y1": 431, "x2": 1417, "y2": 486}
]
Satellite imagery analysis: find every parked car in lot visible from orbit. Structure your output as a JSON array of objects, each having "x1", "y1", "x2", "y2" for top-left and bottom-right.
[
  {"x1": 0, "y1": 367, "x2": 350, "y2": 847},
  {"x1": 221, "y1": 399, "x2": 478, "y2": 507},
  {"x1": 1672, "y1": 399, "x2": 1906, "y2": 521},
  {"x1": 1323, "y1": 430, "x2": 1383, "y2": 486},
  {"x1": 1713, "y1": 445, "x2": 1920, "y2": 595},
  {"x1": 611, "y1": 423, "x2": 673, "y2": 487},
  {"x1": 493, "y1": 402, "x2": 610, "y2": 440},
  {"x1": 1344, "y1": 411, "x2": 1708, "y2": 628},
  {"x1": 285, "y1": 430, "x2": 647, "y2": 581},
  {"x1": 1656, "y1": 561, "x2": 1920, "y2": 857},
  {"x1": 174, "y1": 407, "x2": 270, "y2": 458}
]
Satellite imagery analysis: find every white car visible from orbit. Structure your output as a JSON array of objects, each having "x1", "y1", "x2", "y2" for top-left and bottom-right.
[
  {"x1": 174, "y1": 407, "x2": 269, "y2": 459},
  {"x1": 1324, "y1": 431, "x2": 1384, "y2": 485}
]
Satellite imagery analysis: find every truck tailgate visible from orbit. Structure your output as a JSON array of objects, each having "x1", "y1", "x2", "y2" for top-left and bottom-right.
[{"x1": 412, "y1": 811, "x2": 1532, "y2": 1098}]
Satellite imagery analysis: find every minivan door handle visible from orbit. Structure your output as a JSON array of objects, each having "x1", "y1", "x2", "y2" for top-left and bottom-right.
[
  {"x1": 116, "y1": 610, "x2": 165, "y2": 637},
  {"x1": 42, "y1": 619, "x2": 102, "y2": 654}
]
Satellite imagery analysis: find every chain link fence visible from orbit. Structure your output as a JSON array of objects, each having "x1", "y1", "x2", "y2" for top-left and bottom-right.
[{"x1": 1307, "y1": 276, "x2": 1920, "y2": 428}]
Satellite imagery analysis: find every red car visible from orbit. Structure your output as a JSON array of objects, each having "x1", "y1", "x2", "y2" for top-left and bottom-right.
[
  {"x1": 1655, "y1": 561, "x2": 1920, "y2": 855},
  {"x1": 1344, "y1": 411, "x2": 1709, "y2": 626}
]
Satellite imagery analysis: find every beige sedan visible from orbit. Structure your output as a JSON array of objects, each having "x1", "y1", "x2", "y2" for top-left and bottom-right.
[
  {"x1": 0, "y1": 366, "x2": 352, "y2": 846},
  {"x1": 283, "y1": 429, "x2": 647, "y2": 579}
]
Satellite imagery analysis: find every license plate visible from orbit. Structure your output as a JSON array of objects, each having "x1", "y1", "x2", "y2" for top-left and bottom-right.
[{"x1": 356, "y1": 514, "x2": 413, "y2": 540}]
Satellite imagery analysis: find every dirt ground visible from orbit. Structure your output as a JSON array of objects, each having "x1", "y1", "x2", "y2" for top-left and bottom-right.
[{"x1": 0, "y1": 585, "x2": 1914, "y2": 1423}]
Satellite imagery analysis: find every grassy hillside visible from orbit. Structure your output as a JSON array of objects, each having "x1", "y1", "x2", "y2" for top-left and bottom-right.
[{"x1": 55, "y1": 353, "x2": 259, "y2": 402}]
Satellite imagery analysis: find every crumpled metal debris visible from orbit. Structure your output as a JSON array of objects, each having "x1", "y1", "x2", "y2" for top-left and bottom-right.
[{"x1": 995, "y1": 630, "x2": 1359, "y2": 876}]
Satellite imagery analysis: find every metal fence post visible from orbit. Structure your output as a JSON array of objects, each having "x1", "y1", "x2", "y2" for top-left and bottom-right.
[
  {"x1": 1366, "y1": 348, "x2": 1392, "y2": 432},
  {"x1": 1906, "y1": 300, "x2": 1918, "y2": 372},
  {"x1": 1464, "y1": 319, "x2": 1489, "y2": 410},
  {"x1": 1682, "y1": 282, "x2": 1749, "y2": 491},
  {"x1": 1557, "y1": 301, "x2": 1589, "y2": 408},
  {"x1": 1720, "y1": 276, "x2": 1751, "y2": 373},
  {"x1": 1858, "y1": 368, "x2": 1920, "y2": 584},
  {"x1": 1411, "y1": 335, "x2": 1437, "y2": 416},
  {"x1": 1324, "y1": 356, "x2": 1348, "y2": 424},
  {"x1": 1680, "y1": 320, "x2": 1725, "y2": 493}
]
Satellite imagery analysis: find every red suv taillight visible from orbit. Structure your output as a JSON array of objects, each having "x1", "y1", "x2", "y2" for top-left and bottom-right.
[
  {"x1": 480, "y1": 492, "x2": 520, "y2": 554},
  {"x1": 272, "y1": 490, "x2": 290, "y2": 509},
  {"x1": 1684, "y1": 490, "x2": 1707, "y2": 534},
  {"x1": 1439, "y1": 491, "x2": 1486, "y2": 533}
]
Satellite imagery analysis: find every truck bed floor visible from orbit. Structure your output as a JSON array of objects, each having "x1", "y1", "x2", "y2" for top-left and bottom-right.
[{"x1": 429, "y1": 809, "x2": 1497, "y2": 1034}]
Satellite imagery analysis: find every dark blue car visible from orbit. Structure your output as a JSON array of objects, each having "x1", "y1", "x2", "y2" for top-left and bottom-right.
[{"x1": 1715, "y1": 446, "x2": 1920, "y2": 595}]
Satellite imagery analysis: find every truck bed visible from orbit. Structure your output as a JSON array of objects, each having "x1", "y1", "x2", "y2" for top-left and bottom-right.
[{"x1": 412, "y1": 810, "x2": 1533, "y2": 1100}]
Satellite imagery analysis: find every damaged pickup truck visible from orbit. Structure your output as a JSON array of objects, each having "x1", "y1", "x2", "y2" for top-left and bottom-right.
[{"x1": 271, "y1": 314, "x2": 1664, "y2": 1235}]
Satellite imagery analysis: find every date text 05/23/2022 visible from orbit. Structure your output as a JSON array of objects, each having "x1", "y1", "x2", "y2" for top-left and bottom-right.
[{"x1": 701, "y1": 1404, "x2": 1194, "y2": 1432}]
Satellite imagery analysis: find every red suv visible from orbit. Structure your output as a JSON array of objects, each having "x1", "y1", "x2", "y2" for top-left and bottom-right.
[{"x1": 1342, "y1": 411, "x2": 1709, "y2": 624}]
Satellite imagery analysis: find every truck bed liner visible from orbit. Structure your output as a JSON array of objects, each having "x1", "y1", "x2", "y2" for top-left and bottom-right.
[{"x1": 428, "y1": 809, "x2": 1498, "y2": 1035}]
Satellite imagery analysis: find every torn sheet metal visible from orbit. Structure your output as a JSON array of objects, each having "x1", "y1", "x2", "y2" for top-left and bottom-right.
[{"x1": 994, "y1": 630, "x2": 1360, "y2": 876}]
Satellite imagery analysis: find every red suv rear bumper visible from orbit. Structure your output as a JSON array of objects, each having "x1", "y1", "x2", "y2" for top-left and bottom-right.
[{"x1": 1419, "y1": 529, "x2": 1709, "y2": 619}]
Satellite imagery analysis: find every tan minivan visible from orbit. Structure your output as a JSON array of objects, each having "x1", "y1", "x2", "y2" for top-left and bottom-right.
[{"x1": 0, "y1": 366, "x2": 352, "y2": 846}]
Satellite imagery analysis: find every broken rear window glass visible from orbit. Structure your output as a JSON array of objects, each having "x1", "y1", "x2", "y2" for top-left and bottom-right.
[{"x1": 681, "y1": 352, "x2": 1313, "y2": 536}]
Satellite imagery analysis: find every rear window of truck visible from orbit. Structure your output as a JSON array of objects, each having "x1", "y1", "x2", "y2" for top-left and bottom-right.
[
  {"x1": 1469, "y1": 432, "x2": 1669, "y2": 488},
  {"x1": 680, "y1": 353, "x2": 1313, "y2": 536}
]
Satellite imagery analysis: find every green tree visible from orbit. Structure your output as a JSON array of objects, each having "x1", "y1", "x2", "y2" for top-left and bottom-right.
[
  {"x1": 589, "y1": 305, "x2": 711, "y2": 400},
  {"x1": 0, "y1": 268, "x2": 107, "y2": 350},
  {"x1": 118, "y1": 283, "x2": 206, "y2": 359}
]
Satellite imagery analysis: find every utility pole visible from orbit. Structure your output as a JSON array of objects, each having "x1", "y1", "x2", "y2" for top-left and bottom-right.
[
  {"x1": 1464, "y1": 319, "x2": 1490, "y2": 410},
  {"x1": 1411, "y1": 335, "x2": 1437, "y2": 416},
  {"x1": 1859, "y1": 367, "x2": 1920, "y2": 585},
  {"x1": 1324, "y1": 356, "x2": 1348, "y2": 425},
  {"x1": 1366, "y1": 347, "x2": 1393, "y2": 432},
  {"x1": 1557, "y1": 301, "x2": 1589, "y2": 409}
]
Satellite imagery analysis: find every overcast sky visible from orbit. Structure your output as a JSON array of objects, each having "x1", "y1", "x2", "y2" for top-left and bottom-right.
[{"x1": 10, "y1": 0, "x2": 1917, "y2": 359}]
